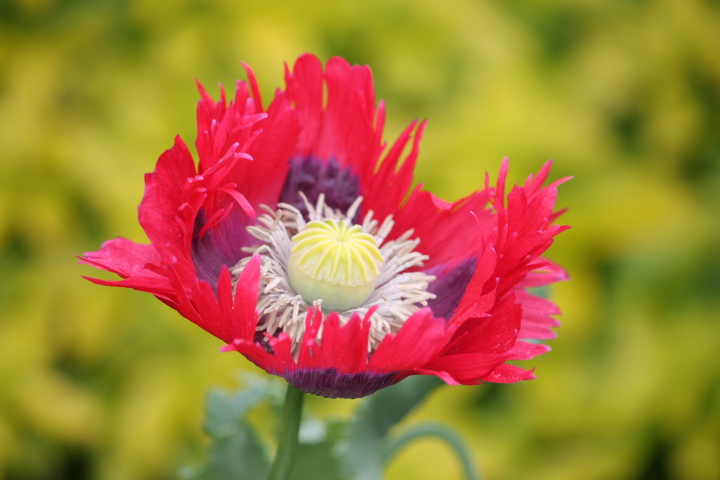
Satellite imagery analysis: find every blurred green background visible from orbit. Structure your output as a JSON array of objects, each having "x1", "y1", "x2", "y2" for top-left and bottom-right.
[{"x1": 1, "y1": 0, "x2": 719, "y2": 479}]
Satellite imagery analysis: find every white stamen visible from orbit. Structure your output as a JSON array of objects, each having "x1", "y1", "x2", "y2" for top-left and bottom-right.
[{"x1": 232, "y1": 197, "x2": 436, "y2": 352}]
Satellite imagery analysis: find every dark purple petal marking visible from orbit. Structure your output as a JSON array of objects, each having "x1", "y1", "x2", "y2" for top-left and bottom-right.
[
  {"x1": 426, "y1": 256, "x2": 477, "y2": 320},
  {"x1": 192, "y1": 210, "x2": 225, "y2": 289},
  {"x1": 191, "y1": 157, "x2": 360, "y2": 290},
  {"x1": 191, "y1": 209, "x2": 255, "y2": 289},
  {"x1": 283, "y1": 368, "x2": 400, "y2": 399},
  {"x1": 279, "y1": 156, "x2": 361, "y2": 221}
]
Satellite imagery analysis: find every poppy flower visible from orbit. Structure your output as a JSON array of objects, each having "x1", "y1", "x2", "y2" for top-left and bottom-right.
[{"x1": 81, "y1": 54, "x2": 569, "y2": 399}]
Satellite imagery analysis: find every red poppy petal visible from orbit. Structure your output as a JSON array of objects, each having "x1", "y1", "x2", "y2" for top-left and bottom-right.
[
  {"x1": 391, "y1": 188, "x2": 491, "y2": 271},
  {"x1": 519, "y1": 258, "x2": 569, "y2": 287},
  {"x1": 285, "y1": 54, "x2": 324, "y2": 158},
  {"x1": 482, "y1": 363, "x2": 536, "y2": 383},
  {"x1": 508, "y1": 340, "x2": 551, "y2": 360},
  {"x1": 447, "y1": 294, "x2": 522, "y2": 356},
  {"x1": 317, "y1": 57, "x2": 377, "y2": 171},
  {"x1": 368, "y1": 309, "x2": 453, "y2": 371},
  {"x1": 424, "y1": 352, "x2": 510, "y2": 385},
  {"x1": 448, "y1": 246, "x2": 498, "y2": 327},
  {"x1": 80, "y1": 237, "x2": 160, "y2": 276},
  {"x1": 295, "y1": 312, "x2": 370, "y2": 374},
  {"x1": 361, "y1": 120, "x2": 425, "y2": 222},
  {"x1": 139, "y1": 136, "x2": 198, "y2": 254}
]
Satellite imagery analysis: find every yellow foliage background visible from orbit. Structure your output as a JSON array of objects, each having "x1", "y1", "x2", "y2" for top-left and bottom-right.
[{"x1": 1, "y1": 0, "x2": 719, "y2": 479}]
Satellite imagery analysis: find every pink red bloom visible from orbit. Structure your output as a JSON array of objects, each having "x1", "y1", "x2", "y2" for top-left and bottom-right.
[{"x1": 81, "y1": 54, "x2": 569, "y2": 399}]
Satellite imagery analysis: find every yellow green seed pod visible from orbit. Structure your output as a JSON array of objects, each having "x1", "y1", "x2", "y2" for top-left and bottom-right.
[{"x1": 287, "y1": 219, "x2": 384, "y2": 311}]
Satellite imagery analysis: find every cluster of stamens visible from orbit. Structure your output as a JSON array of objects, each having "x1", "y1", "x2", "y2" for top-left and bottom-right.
[{"x1": 231, "y1": 193, "x2": 436, "y2": 352}]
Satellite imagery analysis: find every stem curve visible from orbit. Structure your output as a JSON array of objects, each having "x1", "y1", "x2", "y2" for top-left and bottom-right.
[{"x1": 384, "y1": 422, "x2": 481, "y2": 480}]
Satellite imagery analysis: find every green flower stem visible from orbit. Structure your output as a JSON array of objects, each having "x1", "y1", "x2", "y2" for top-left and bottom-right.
[
  {"x1": 266, "y1": 384, "x2": 305, "y2": 480},
  {"x1": 384, "y1": 423, "x2": 481, "y2": 480}
]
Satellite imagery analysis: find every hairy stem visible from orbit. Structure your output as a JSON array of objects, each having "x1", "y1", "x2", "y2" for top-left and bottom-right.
[{"x1": 266, "y1": 384, "x2": 305, "y2": 480}]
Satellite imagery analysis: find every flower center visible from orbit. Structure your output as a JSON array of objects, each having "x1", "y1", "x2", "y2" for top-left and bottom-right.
[
  {"x1": 232, "y1": 193, "x2": 436, "y2": 352},
  {"x1": 287, "y1": 219, "x2": 384, "y2": 311}
]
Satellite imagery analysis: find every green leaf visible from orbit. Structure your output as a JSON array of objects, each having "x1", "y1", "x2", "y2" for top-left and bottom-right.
[
  {"x1": 187, "y1": 376, "x2": 281, "y2": 480},
  {"x1": 292, "y1": 419, "x2": 350, "y2": 480},
  {"x1": 338, "y1": 376, "x2": 444, "y2": 480},
  {"x1": 186, "y1": 375, "x2": 445, "y2": 480}
]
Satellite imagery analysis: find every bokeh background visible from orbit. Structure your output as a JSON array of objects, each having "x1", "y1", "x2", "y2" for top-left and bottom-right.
[{"x1": 2, "y1": 0, "x2": 719, "y2": 479}]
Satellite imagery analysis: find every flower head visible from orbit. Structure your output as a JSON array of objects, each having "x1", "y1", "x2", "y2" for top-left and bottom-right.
[{"x1": 81, "y1": 54, "x2": 570, "y2": 399}]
